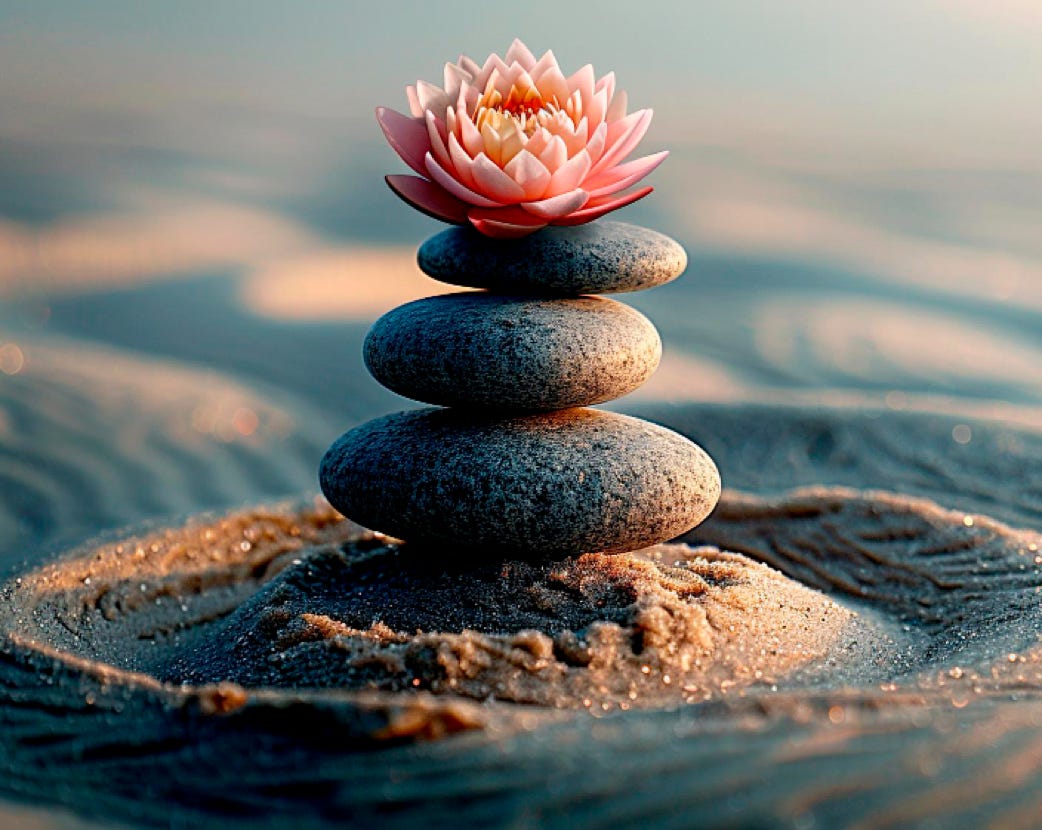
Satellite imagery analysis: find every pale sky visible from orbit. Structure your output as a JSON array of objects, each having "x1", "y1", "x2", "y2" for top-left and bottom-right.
[{"x1": 1, "y1": 0, "x2": 1039, "y2": 157}]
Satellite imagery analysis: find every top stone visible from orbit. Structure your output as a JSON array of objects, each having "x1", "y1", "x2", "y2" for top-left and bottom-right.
[{"x1": 417, "y1": 221, "x2": 687, "y2": 296}]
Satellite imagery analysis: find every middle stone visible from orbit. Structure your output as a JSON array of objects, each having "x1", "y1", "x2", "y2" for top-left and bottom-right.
[{"x1": 364, "y1": 292, "x2": 662, "y2": 411}]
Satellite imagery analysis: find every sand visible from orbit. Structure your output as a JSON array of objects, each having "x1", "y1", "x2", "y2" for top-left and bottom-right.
[
  {"x1": 4, "y1": 464, "x2": 1042, "y2": 826},
  {"x1": 10, "y1": 499, "x2": 878, "y2": 711},
  {"x1": 6, "y1": 252, "x2": 1042, "y2": 827}
]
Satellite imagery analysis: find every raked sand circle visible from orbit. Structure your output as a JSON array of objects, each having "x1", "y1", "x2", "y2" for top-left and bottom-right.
[{"x1": 5, "y1": 404, "x2": 1042, "y2": 827}]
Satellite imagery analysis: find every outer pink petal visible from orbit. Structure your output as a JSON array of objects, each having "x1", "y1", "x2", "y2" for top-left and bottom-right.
[
  {"x1": 457, "y1": 109, "x2": 484, "y2": 157},
  {"x1": 385, "y1": 175, "x2": 468, "y2": 224},
  {"x1": 585, "y1": 150, "x2": 668, "y2": 198},
  {"x1": 476, "y1": 55, "x2": 511, "y2": 90},
  {"x1": 525, "y1": 128, "x2": 551, "y2": 159},
  {"x1": 425, "y1": 111, "x2": 453, "y2": 173},
  {"x1": 504, "y1": 149, "x2": 552, "y2": 200},
  {"x1": 589, "y1": 109, "x2": 653, "y2": 177},
  {"x1": 585, "y1": 122, "x2": 608, "y2": 166},
  {"x1": 505, "y1": 38, "x2": 538, "y2": 71},
  {"x1": 424, "y1": 152, "x2": 503, "y2": 207},
  {"x1": 521, "y1": 188, "x2": 590, "y2": 220},
  {"x1": 533, "y1": 63, "x2": 569, "y2": 104},
  {"x1": 551, "y1": 186, "x2": 653, "y2": 226},
  {"x1": 444, "y1": 62, "x2": 471, "y2": 92},
  {"x1": 537, "y1": 135, "x2": 568, "y2": 174},
  {"x1": 546, "y1": 149, "x2": 592, "y2": 197},
  {"x1": 586, "y1": 88, "x2": 608, "y2": 128},
  {"x1": 468, "y1": 206, "x2": 548, "y2": 238},
  {"x1": 604, "y1": 107, "x2": 643, "y2": 147},
  {"x1": 405, "y1": 86, "x2": 423, "y2": 118},
  {"x1": 560, "y1": 116, "x2": 589, "y2": 157},
  {"x1": 471, "y1": 153, "x2": 527, "y2": 202},
  {"x1": 461, "y1": 82, "x2": 479, "y2": 112},
  {"x1": 606, "y1": 89, "x2": 628, "y2": 122},
  {"x1": 447, "y1": 131, "x2": 479, "y2": 190},
  {"x1": 507, "y1": 67, "x2": 538, "y2": 95},
  {"x1": 416, "y1": 80, "x2": 450, "y2": 114},
  {"x1": 458, "y1": 55, "x2": 481, "y2": 77},
  {"x1": 530, "y1": 50, "x2": 560, "y2": 81},
  {"x1": 567, "y1": 64, "x2": 595, "y2": 107},
  {"x1": 376, "y1": 107, "x2": 431, "y2": 177}
]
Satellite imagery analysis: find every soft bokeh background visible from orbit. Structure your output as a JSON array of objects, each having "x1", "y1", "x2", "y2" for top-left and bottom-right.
[
  {"x1": 0, "y1": 5, "x2": 1039, "y2": 825},
  {"x1": 1, "y1": 0, "x2": 1040, "y2": 563}
]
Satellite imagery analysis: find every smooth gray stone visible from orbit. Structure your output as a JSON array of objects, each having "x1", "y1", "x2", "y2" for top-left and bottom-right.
[
  {"x1": 417, "y1": 221, "x2": 687, "y2": 296},
  {"x1": 319, "y1": 407, "x2": 720, "y2": 558},
  {"x1": 364, "y1": 292, "x2": 661, "y2": 410}
]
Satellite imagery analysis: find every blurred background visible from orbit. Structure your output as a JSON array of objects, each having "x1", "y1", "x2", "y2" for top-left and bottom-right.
[{"x1": 1, "y1": 0, "x2": 1040, "y2": 565}]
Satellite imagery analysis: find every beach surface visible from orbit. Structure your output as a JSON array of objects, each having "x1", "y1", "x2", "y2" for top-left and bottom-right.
[{"x1": 5, "y1": 261, "x2": 1042, "y2": 824}]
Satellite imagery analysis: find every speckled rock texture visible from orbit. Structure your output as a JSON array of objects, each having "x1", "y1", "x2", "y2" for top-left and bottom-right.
[
  {"x1": 319, "y1": 407, "x2": 720, "y2": 558},
  {"x1": 417, "y1": 221, "x2": 687, "y2": 296},
  {"x1": 364, "y1": 292, "x2": 662, "y2": 410}
]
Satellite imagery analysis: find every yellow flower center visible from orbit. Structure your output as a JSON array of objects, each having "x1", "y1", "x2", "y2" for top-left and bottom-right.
[{"x1": 471, "y1": 78, "x2": 584, "y2": 166}]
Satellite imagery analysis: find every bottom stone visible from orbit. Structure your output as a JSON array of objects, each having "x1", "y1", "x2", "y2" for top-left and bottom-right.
[{"x1": 319, "y1": 407, "x2": 721, "y2": 558}]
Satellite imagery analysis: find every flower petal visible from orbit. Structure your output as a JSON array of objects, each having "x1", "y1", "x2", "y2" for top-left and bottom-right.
[
  {"x1": 533, "y1": 63, "x2": 569, "y2": 105},
  {"x1": 425, "y1": 152, "x2": 503, "y2": 207},
  {"x1": 479, "y1": 121, "x2": 503, "y2": 165},
  {"x1": 405, "y1": 86, "x2": 423, "y2": 118},
  {"x1": 538, "y1": 135, "x2": 568, "y2": 174},
  {"x1": 505, "y1": 67, "x2": 537, "y2": 96},
  {"x1": 585, "y1": 150, "x2": 668, "y2": 198},
  {"x1": 457, "y1": 109, "x2": 484, "y2": 157},
  {"x1": 385, "y1": 175, "x2": 468, "y2": 224},
  {"x1": 551, "y1": 186, "x2": 653, "y2": 226},
  {"x1": 567, "y1": 63, "x2": 595, "y2": 108},
  {"x1": 503, "y1": 149, "x2": 552, "y2": 200},
  {"x1": 444, "y1": 61, "x2": 472, "y2": 93},
  {"x1": 505, "y1": 38, "x2": 537, "y2": 70},
  {"x1": 375, "y1": 107, "x2": 430, "y2": 177},
  {"x1": 461, "y1": 81, "x2": 479, "y2": 112},
  {"x1": 530, "y1": 49, "x2": 559, "y2": 79},
  {"x1": 425, "y1": 111, "x2": 453, "y2": 173},
  {"x1": 468, "y1": 205, "x2": 548, "y2": 239},
  {"x1": 416, "y1": 79, "x2": 451, "y2": 114},
  {"x1": 589, "y1": 109, "x2": 653, "y2": 176},
  {"x1": 525, "y1": 127, "x2": 551, "y2": 159},
  {"x1": 498, "y1": 120, "x2": 526, "y2": 166},
  {"x1": 458, "y1": 55, "x2": 481, "y2": 77},
  {"x1": 560, "y1": 116, "x2": 589, "y2": 157},
  {"x1": 477, "y1": 55, "x2": 511, "y2": 90},
  {"x1": 521, "y1": 188, "x2": 589, "y2": 220},
  {"x1": 606, "y1": 89, "x2": 628, "y2": 122},
  {"x1": 471, "y1": 152, "x2": 527, "y2": 202},
  {"x1": 546, "y1": 149, "x2": 592, "y2": 196},
  {"x1": 586, "y1": 88, "x2": 609, "y2": 128},
  {"x1": 447, "y1": 131, "x2": 479, "y2": 190},
  {"x1": 585, "y1": 121, "x2": 608, "y2": 165}
]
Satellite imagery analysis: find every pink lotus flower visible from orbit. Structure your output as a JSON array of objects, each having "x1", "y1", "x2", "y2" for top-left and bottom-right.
[{"x1": 377, "y1": 39, "x2": 666, "y2": 239}]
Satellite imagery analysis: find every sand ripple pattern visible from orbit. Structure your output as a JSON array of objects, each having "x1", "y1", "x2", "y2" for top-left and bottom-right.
[
  {"x1": 4, "y1": 403, "x2": 1042, "y2": 827},
  {"x1": 0, "y1": 331, "x2": 335, "y2": 569}
]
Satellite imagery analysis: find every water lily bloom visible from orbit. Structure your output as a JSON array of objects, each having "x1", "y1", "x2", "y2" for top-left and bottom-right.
[{"x1": 377, "y1": 39, "x2": 666, "y2": 238}]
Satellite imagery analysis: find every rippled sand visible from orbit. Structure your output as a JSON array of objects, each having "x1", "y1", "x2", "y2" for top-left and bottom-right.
[
  {"x1": 4, "y1": 421, "x2": 1042, "y2": 826},
  {"x1": 6, "y1": 251, "x2": 1042, "y2": 827}
]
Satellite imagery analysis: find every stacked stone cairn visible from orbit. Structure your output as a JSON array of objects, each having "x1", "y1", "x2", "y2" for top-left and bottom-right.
[{"x1": 320, "y1": 221, "x2": 721, "y2": 559}]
